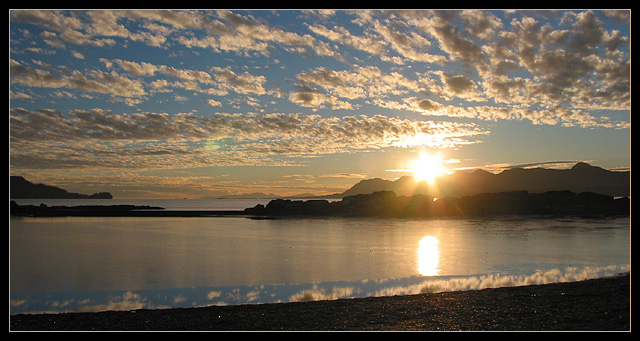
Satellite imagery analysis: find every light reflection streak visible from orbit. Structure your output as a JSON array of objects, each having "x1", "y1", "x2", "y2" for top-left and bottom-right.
[{"x1": 417, "y1": 235, "x2": 440, "y2": 276}]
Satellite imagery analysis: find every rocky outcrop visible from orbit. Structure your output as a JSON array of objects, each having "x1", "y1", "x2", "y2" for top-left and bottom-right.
[{"x1": 245, "y1": 190, "x2": 629, "y2": 218}]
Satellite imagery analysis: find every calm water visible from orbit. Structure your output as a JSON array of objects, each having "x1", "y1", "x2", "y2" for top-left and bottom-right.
[{"x1": 10, "y1": 199, "x2": 630, "y2": 315}]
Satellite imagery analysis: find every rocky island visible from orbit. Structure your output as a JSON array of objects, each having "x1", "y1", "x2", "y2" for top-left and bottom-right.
[{"x1": 245, "y1": 190, "x2": 629, "y2": 218}]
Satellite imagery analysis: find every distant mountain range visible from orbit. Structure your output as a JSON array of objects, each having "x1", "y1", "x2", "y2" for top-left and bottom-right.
[
  {"x1": 336, "y1": 162, "x2": 629, "y2": 198},
  {"x1": 10, "y1": 162, "x2": 629, "y2": 201},
  {"x1": 201, "y1": 193, "x2": 282, "y2": 199},
  {"x1": 10, "y1": 176, "x2": 113, "y2": 199}
]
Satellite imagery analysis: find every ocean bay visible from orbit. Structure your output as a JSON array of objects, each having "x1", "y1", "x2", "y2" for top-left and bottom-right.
[{"x1": 10, "y1": 199, "x2": 630, "y2": 315}]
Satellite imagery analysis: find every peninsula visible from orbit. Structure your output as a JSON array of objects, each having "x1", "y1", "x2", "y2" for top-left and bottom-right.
[{"x1": 10, "y1": 176, "x2": 112, "y2": 199}]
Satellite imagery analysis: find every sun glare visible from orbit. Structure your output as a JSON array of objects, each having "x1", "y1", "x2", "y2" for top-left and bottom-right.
[
  {"x1": 410, "y1": 152, "x2": 447, "y2": 185},
  {"x1": 417, "y1": 235, "x2": 440, "y2": 276}
]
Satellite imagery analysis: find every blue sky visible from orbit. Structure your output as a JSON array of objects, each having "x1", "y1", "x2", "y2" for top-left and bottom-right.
[{"x1": 10, "y1": 9, "x2": 630, "y2": 198}]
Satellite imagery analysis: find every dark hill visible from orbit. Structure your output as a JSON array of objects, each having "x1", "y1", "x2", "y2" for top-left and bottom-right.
[
  {"x1": 10, "y1": 176, "x2": 112, "y2": 199},
  {"x1": 339, "y1": 163, "x2": 629, "y2": 198},
  {"x1": 245, "y1": 190, "x2": 629, "y2": 218},
  {"x1": 340, "y1": 178, "x2": 395, "y2": 197}
]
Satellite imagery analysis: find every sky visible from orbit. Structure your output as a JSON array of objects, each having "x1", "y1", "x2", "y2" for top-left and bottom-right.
[{"x1": 9, "y1": 9, "x2": 631, "y2": 199}]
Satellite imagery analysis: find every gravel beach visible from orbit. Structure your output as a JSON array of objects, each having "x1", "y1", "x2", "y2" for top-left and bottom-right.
[{"x1": 10, "y1": 273, "x2": 630, "y2": 331}]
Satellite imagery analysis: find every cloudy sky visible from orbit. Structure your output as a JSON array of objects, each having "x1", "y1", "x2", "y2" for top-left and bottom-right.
[{"x1": 10, "y1": 9, "x2": 630, "y2": 199}]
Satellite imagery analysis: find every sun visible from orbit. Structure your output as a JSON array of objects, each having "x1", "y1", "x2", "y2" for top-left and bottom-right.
[{"x1": 410, "y1": 152, "x2": 447, "y2": 185}]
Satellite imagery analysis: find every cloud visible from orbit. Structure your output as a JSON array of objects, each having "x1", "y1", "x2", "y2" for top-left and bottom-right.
[
  {"x1": 318, "y1": 173, "x2": 368, "y2": 179},
  {"x1": 602, "y1": 10, "x2": 630, "y2": 23},
  {"x1": 10, "y1": 8, "x2": 631, "y2": 175},
  {"x1": 210, "y1": 66, "x2": 267, "y2": 95},
  {"x1": 8, "y1": 9, "x2": 630, "y2": 198},
  {"x1": 12, "y1": 263, "x2": 627, "y2": 315},
  {"x1": 374, "y1": 95, "x2": 626, "y2": 128},
  {"x1": 10, "y1": 59, "x2": 67, "y2": 88},
  {"x1": 420, "y1": 71, "x2": 484, "y2": 102},
  {"x1": 167, "y1": 10, "x2": 329, "y2": 58},
  {"x1": 11, "y1": 9, "x2": 335, "y2": 61},
  {"x1": 12, "y1": 56, "x2": 276, "y2": 106},
  {"x1": 306, "y1": 23, "x2": 388, "y2": 58},
  {"x1": 292, "y1": 65, "x2": 421, "y2": 109},
  {"x1": 288, "y1": 85, "x2": 354, "y2": 110},
  {"x1": 11, "y1": 10, "x2": 630, "y2": 118},
  {"x1": 370, "y1": 18, "x2": 447, "y2": 64},
  {"x1": 407, "y1": 11, "x2": 485, "y2": 65},
  {"x1": 10, "y1": 108, "x2": 487, "y2": 170},
  {"x1": 208, "y1": 99, "x2": 222, "y2": 107},
  {"x1": 105, "y1": 59, "x2": 159, "y2": 77},
  {"x1": 303, "y1": 10, "x2": 628, "y2": 127},
  {"x1": 10, "y1": 59, "x2": 146, "y2": 99},
  {"x1": 442, "y1": 73, "x2": 476, "y2": 95},
  {"x1": 505, "y1": 12, "x2": 629, "y2": 109},
  {"x1": 459, "y1": 10, "x2": 504, "y2": 40}
]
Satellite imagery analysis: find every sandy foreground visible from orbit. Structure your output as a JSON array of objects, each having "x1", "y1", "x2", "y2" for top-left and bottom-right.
[{"x1": 10, "y1": 273, "x2": 630, "y2": 332}]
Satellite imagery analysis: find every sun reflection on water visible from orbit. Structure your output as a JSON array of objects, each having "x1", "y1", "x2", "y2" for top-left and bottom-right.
[{"x1": 417, "y1": 235, "x2": 440, "y2": 276}]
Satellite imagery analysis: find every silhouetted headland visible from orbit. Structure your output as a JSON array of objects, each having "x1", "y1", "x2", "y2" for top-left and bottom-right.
[
  {"x1": 9, "y1": 201, "x2": 170, "y2": 217},
  {"x1": 10, "y1": 176, "x2": 113, "y2": 199},
  {"x1": 9, "y1": 200, "x2": 252, "y2": 217}
]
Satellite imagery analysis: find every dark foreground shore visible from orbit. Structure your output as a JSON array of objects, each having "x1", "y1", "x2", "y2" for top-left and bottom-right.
[{"x1": 10, "y1": 273, "x2": 630, "y2": 332}]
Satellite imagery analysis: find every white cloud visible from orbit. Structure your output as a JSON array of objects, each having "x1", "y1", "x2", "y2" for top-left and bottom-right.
[{"x1": 208, "y1": 99, "x2": 222, "y2": 107}]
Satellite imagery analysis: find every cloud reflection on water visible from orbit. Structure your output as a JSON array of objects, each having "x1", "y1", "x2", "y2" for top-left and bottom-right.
[{"x1": 10, "y1": 264, "x2": 629, "y2": 315}]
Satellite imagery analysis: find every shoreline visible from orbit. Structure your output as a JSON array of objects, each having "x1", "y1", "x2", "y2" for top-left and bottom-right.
[
  {"x1": 10, "y1": 273, "x2": 630, "y2": 331},
  {"x1": 11, "y1": 189, "x2": 630, "y2": 218}
]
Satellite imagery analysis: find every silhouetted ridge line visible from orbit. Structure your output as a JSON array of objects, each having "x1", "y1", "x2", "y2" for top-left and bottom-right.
[
  {"x1": 10, "y1": 176, "x2": 113, "y2": 199},
  {"x1": 338, "y1": 162, "x2": 629, "y2": 198}
]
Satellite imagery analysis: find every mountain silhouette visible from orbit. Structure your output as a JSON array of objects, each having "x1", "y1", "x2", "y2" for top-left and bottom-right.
[
  {"x1": 339, "y1": 163, "x2": 629, "y2": 198},
  {"x1": 10, "y1": 176, "x2": 112, "y2": 199}
]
